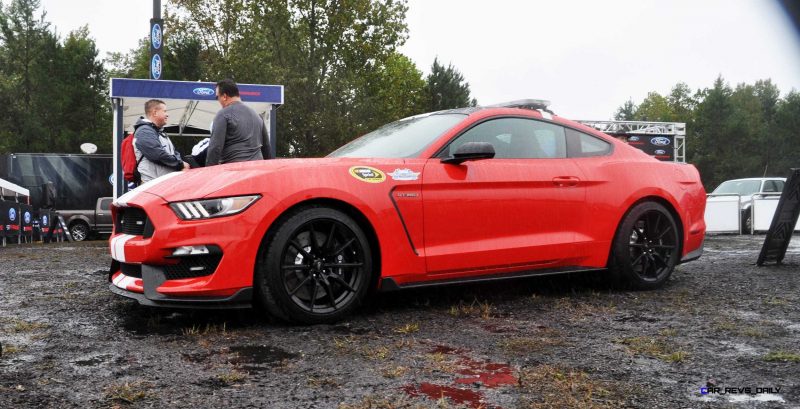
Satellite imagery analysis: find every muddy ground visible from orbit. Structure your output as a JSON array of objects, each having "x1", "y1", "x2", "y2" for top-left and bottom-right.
[{"x1": 1, "y1": 235, "x2": 799, "y2": 409}]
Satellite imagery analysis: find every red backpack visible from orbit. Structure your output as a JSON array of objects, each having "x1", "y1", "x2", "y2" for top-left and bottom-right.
[{"x1": 121, "y1": 133, "x2": 142, "y2": 183}]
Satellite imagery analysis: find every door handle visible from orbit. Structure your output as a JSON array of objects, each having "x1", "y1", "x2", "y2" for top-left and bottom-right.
[{"x1": 552, "y1": 176, "x2": 580, "y2": 187}]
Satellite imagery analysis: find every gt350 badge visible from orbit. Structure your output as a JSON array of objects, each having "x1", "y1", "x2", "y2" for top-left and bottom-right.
[
  {"x1": 349, "y1": 166, "x2": 386, "y2": 183},
  {"x1": 388, "y1": 168, "x2": 420, "y2": 181}
]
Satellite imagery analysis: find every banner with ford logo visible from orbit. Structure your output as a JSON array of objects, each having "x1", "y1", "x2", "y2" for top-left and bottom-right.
[
  {"x1": 0, "y1": 200, "x2": 21, "y2": 241},
  {"x1": 110, "y1": 79, "x2": 284, "y2": 104},
  {"x1": 150, "y1": 18, "x2": 163, "y2": 80},
  {"x1": 620, "y1": 134, "x2": 674, "y2": 161}
]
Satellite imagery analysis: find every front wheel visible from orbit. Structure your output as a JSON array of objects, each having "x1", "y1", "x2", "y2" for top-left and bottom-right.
[
  {"x1": 254, "y1": 206, "x2": 373, "y2": 324},
  {"x1": 69, "y1": 222, "x2": 89, "y2": 242},
  {"x1": 609, "y1": 202, "x2": 681, "y2": 290}
]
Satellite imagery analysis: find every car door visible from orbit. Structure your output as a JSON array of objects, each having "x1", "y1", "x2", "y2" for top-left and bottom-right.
[
  {"x1": 96, "y1": 198, "x2": 113, "y2": 233},
  {"x1": 422, "y1": 117, "x2": 585, "y2": 276}
]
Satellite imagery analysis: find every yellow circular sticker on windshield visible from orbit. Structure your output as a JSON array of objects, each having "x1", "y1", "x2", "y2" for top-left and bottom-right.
[{"x1": 349, "y1": 166, "x2": 386, "y2": 183}]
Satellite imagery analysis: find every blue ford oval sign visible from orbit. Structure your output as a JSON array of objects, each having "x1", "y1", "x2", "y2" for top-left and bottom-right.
[
  {"x1": 24, "y1": 211, "x2": 31, "y2": 224},
  {"x1": 193, "y1": 87, "x2": 215, "y2": 96},
  {"x1": 9, "y1": 207, "x2": 16, "y2": 222},
  {"x1": 151, "y1": 54, "x2": 162, "y2": 80},
  {"x1": 151, "y1": 24, "x2": 162, "y2": 49},
  {"x1": 628, "y1": 136, "x2": 640, "y2": 142},
  {"x1": 654, "y1": 149, "x2": 667, "y2": 155},
  {"x1": 43, "y1": 215, "x2": 49, "y2": 227},
  {"x1": 651, "y1": 137, "x2": 671, "y2": 146}
]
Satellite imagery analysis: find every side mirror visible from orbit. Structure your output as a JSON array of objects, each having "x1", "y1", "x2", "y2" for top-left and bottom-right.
[{"x1": 442, "y1": 142, "x2": 496, "y2": 165}]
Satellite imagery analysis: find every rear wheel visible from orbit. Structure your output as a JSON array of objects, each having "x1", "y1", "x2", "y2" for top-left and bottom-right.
[
  {"x1": 609, "y1": 202, "x2": 680, "y2": 290},
  {"x1": 69, "y1": 221, "x2": 89, "y2": 242},
  {"x1": 254, "y1": 206, "x2": 372, "y2": 324}
]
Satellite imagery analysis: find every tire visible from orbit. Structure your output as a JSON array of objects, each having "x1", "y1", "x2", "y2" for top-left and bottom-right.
[
  {"x1": 69, "y1": 221, "x2": 89, "y2": 242},
  {"x1": 254, "y1": 206, "x2": 373, "y2": 324},
  {"x1": 609, "y1": 202, "x2": 681, "y2": 290},
  {"x1": 741, "y1": 211, "x2": 752, "y2": 234}
]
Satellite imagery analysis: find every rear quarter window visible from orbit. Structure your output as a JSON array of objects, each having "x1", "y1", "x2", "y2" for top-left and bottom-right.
[{"x1": 566, "y1": 128, "x2": 612, "y2": 158}]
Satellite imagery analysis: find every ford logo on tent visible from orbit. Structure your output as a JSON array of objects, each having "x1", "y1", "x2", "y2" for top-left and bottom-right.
[
  {"x1": 628, "y1": 136, "x2": 640, "y2": 142},
  {"x1": 193, "y1": 87, "x2": 215, "y2": 96},
  {"x1": 9, "y1": 207, "x2": 16, "y2": 222},
  {"x1": 655, "y1": 149, "x2": 667, "y2": 155},
  {"x1": 651, "y1": 137, "x2": 671, "y2": 146}
]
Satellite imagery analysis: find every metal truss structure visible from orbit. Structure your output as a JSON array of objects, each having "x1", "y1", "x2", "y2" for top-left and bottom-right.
[{"x1": 576, "y1": 120, "x2": 686, "y2": 163}]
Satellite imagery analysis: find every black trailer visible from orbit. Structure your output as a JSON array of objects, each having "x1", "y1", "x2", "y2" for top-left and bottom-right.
[{"x1": 0, "y1": 153, "x2": 112, "y2": 211}]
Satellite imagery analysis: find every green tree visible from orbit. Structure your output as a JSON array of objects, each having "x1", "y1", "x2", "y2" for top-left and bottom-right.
[
  {"x1": 634, "y1": 91, "x2": 674, "y2": 122},
  {"x1": 0, "y1": 0, "x2": 110, "y2": 154},
  {"x1": 167, "y1": 0, "x2": 415, "y2": 157},
  {"x1": 614, "y1": 99, "x2": 637, "y2": 120},
  {"x1": 425, "y1": 57, "x2": 476, "y2": 111}
]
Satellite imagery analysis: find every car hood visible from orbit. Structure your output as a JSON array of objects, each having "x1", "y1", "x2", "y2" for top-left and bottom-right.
[{"x1": 127, "y1": 157, "x2": 411, "y2": 202}]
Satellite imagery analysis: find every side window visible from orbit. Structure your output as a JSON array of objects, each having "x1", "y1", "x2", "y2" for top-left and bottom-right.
[
  {"x1": 442, "y1": 118, "x2": 566, "y2": 159},
  {"x1": 566, "y1": 129, "x2": 612, "y2": 158},
  {"x1": 763, "y1": 180, "x2": 783, "y2": 193},
  {"x1": 99, "y1": 198, "x2": 112, "y2": 211}
]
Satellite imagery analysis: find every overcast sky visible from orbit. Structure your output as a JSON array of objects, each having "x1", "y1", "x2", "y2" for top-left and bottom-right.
[{"x1": 39, "y1": 0, "x2": 800, "y2": 120}]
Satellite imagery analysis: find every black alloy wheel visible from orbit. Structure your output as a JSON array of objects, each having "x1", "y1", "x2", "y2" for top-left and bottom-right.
[
  {"x1": 256, "y1": 206, "x2": 372, "y2": 324},
  {"x1": 610, "y1": 202, "x2": 680, "y2": 290}
]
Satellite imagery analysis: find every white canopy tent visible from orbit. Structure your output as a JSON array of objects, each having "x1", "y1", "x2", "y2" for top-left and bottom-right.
[{"x1": 109, "y1": 78, "x2": 284, "y2": 198}]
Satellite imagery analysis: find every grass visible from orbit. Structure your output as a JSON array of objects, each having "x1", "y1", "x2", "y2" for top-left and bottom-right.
[
  {"x1": 394, "y1": 322, "x2": 420, "y2": 334},
  {"x1": 763, "y1": 296, "x2": 788, "y2": 306},
  {"x1": 500, "y1": 331, "x2": 566, "y2": 354},
  {"x1": 448, "y1": 299, "x2": 494, "y2": 319},
  {"x1": 518, "y1": 364, "x2": 627, "y2": 408},
  {"x1": 763, "y1": 351, "x2": 800, "y2": 363},
  {"x1": 105, "y1": 381, "x2": 151, "y2": 403},
  {"x1": 1, "y1": 343, "x2": 25, "y2": 355},
  {"x1": 8, "y1": 319, "x2": 48, "y2": 333},
  {"x1": 338, "y1": 395, "x2": 424, "y2": 409},
  {"x1": 618, "y1": 336, "x2": 689, "y2": 363},
  {"x1": 217, "y1": 370, "x2": 247, "y2": 385},
  {"x1": 181, "y1": 322, "x2": 227, "y2": 336},
  {"x1": 381, "y1": 365, "x2": 408, "y2": 379},
  {"x1": 363, "y1": 346, "x2": 391, "y2": 361},
  {"x1": 308, "y1": 376, "x2": 341, "y2": 388},
  {"x1": 425, "y1": 352, "x2": 459, "y2": 373}
]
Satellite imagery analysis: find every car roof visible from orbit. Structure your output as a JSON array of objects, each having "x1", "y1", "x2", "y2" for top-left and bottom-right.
[{"x1": 721, "y1": 178, "x2": 786, "y2": 182}]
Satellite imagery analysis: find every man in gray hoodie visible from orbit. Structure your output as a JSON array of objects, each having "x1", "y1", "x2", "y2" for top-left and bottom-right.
[
  {"x1": 206, "y1": 79, "x2": 269, "y2": 166},
  {"x1": 133, "y1": 99, "x2": 189, "y2": 183}
]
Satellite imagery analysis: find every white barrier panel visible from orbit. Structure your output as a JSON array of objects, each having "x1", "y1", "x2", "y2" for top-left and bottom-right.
[
  {"x1": 752, "y1": 196, "x2": 800, "y2": 232},
  {"x1": 705, "y1": 195, "x2": 741, "y2": 233}
]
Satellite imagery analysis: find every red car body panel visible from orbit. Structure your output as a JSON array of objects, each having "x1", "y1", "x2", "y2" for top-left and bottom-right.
[{"x1": 109, "y1": 107, "x2": 706, "y2": 305}]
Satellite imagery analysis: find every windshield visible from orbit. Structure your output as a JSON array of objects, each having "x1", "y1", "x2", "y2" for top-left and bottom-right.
[
  {"x1": 712, "y1": 180, "x2": 762, "y2": 195},
  {"x1": 328, "y1": 113, "x2": 466, "y2": 158}
]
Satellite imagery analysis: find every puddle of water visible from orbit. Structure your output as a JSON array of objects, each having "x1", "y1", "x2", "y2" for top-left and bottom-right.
[
  {"x1": 229, "y1": 345, "x2": 297, "y2": 371},
  {"x1": 402, "y1": 383, "x2": 489, "y2": 409},
  {"x1": 72, "y1": 354, "x2": 112, "y2": 367}
]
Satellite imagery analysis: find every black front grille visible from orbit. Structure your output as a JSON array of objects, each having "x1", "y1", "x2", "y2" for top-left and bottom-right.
[
  {"x1": 120, "y1": 262, "x2": 142, "y2": 278},
  {"x1": 163, "y1": 255, "x2": 222, "y2": 280},
  {"x1": 117, "y1": 207, "x2": 151, "y2": 236}
]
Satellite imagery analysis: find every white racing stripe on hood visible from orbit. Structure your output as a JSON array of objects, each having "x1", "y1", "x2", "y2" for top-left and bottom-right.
[{"x1": 114, "y1": 171, "x2": 183, "y2": 207}]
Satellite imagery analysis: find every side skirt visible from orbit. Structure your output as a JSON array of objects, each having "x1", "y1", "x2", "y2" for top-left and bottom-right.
[{"x1": 380, "y1": 266, "x2": 606, "y2": 292}]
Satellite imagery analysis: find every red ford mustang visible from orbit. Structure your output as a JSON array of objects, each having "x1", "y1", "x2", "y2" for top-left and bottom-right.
[{"x1": 109, "y1": 100, "x2": 706, "y2": 323}]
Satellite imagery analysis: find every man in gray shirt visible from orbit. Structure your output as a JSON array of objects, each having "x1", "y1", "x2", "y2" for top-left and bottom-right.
[{"x1": 206, "y1": 79, "x2": 270, "y2": 166}]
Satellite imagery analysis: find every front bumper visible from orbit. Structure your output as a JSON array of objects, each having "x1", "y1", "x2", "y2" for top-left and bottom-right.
[{"x1": 108, "y1": 191, "x2": 271, "y2": 308}]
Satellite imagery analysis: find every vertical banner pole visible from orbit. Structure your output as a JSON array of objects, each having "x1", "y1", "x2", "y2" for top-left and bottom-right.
[{"x1": 150, "y1": 0, "x2": 163, "y2": 80}]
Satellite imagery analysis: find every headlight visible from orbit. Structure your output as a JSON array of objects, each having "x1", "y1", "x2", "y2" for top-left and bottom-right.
[{"x1": 169, "y1": 195, "x2": 260, "y2": 220}]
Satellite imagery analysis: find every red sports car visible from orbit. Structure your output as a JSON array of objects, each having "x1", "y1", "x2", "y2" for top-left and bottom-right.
[{"x1": 109, "y1": 100, "x2": 706, "y2": 324}]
